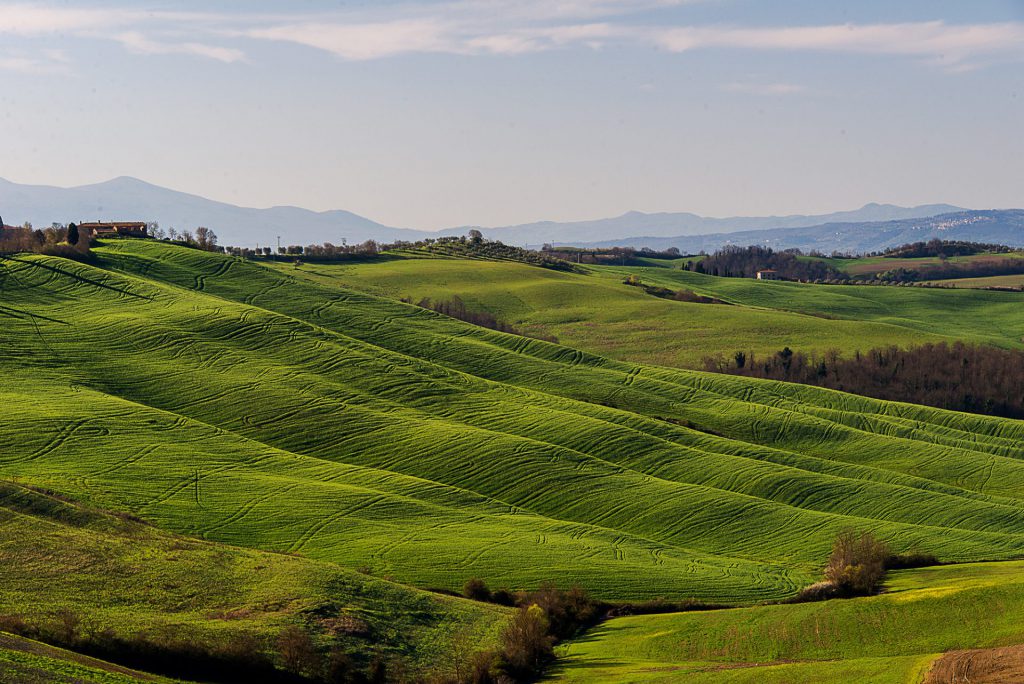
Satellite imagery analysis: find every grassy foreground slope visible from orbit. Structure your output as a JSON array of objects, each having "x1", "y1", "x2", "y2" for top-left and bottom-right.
[
  {"x1": 0, "y1": 481, "x2": 507, "y2": 675},
  {"x1": 556, "y1": 560, "x2": 1024, "y2": 683},
  {"x1": 0, "y1": 632, "x2": 173, "y2": 683},
  {"x1": 3, "y1": 241, "x2": 1024, "y2": 607},
  {"x1": 289, "y1": 256, "x2": 1024, "y2": 366}
]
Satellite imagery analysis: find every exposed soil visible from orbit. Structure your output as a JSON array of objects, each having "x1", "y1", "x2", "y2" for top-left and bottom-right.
[{"x1": 925, "y1": 645, "x2": 1024, "y2": 683}]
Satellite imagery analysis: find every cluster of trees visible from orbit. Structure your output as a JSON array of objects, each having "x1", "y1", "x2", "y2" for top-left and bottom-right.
[
  {"x1": 704, "y1": 342, "x2": 1024, "y2": 419},
  {"x1": 880, "y1": 239, "x2": 1013, "y2": 259},
  {"x1": 408, "y1": 234, "x2": 577, "y2": 271},
  {"x1": 404, "y1": 296, "x2": 558, "y2": 343},
  {"x1": 0, "y1": 221, "x2": 91, "y2": 259},
  {"x1": 454, "y1": 579, "x2": 604, "y2": 683},
  {"x1": 621, "y1": 275, "x2": 728, "y2": 304},
  {"x1": 543, "y1": 246, "x2": 684, "y2": 266},
  {"x1": 148, "y1": 224, "x2": 219, "y2": 252},
  {"x1": 687, "y1": 246, "x2": 848, "y2": 281}
]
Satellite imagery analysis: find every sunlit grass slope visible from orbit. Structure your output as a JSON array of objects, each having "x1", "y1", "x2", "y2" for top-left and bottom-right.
[
  {"x1": 606, "y1": 264, "x2": 1024, "y2": 351},
  {"x1": 826, "y1": 251, "x2": 1024, "y2": 277},
  {"x1": 0, "y1": 482, "x2": 506, "y2": 674},
  {"x1": 927, "y1": 273, "x2": 1024, "y2": 289},
  {"x1": 0, "y1": 632, "x2": 174, "y2": 683},
  {"x1": 3, "y1": 240, "x2": 1024, "y2": 607},
  {"x1": 285, "y1": 256, "x2": 1024, "y2": 367},
  {"x1": 555, "y1": 560, "x2": 1024, "y2": 683}
]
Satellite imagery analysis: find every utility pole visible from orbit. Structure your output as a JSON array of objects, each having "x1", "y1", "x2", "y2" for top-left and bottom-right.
[{"x1": 277, "y1": 235, "x2": 281, "y2": 260}]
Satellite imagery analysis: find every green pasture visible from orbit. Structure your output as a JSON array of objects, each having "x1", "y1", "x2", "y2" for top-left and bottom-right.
[
  {"x1": 0, "y1": 632, "x2": 173, "y2": 683},
  {"x1": 927, "y1": 273, "x2": 1024, "y2": 289},
  {"x1": 824, "y1": 251, "x2": 1024, "y2": 277},
  {"x1": 555, "y1": 560, "x2": 1024, "y2": 683},
  {"x1": 0, "y1": 241, "x2": 1021, "y2": 607},
  {"x1": 283, "y1": 255, "x2": 1024, "y2": 367},
  {"x1": 0, "y1": 482, "x2": 506, "y2": 675}
]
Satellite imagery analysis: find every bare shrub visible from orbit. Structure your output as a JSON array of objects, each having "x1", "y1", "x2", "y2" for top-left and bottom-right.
[
  {"x1": 276, "y1": 624, "x2": 321, "y2": 677},
  {"x1": 824, "y1": 529, "x2": 890, "y2": 595}
]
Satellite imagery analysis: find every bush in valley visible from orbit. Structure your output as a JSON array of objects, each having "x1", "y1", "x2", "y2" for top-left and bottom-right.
[
  {"x1": 607, "y1": 598, "x2": 728, "y2": 617},
  {"x1": 406, "y1": 296, "x2": 558, "y2": 343},
  {"x1": 789, "y1": 531, "x2": 941, "y2": 603},
  {"x1": 543, "y1": 245, "x2": 687, "y2": 266},
  {"x1": 453, "y1": 580, "x2": 606, "y2": 683},
  {"x1": 622, "y1": 275, "x2": 728, "y2": 304},
  {"x1": 704, "y1": 341, "x2": 1024, "y2": 420},
  {"x1": 463, "y1": 578, "x2": 492, "y2": 602},
  {"x1": 824, "y1": 529, "x2": 890, "y2": 596},
  {"x1": 885, "y1": 551, "x2": 941, "y2": 570}
]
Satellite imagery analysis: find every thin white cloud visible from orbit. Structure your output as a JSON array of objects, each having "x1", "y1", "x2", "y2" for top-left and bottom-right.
[
  {"x1": 0, "y1": 4, "x2": 245, "y2": 63},
  {"x1": 0, "y1": 5, "x2": 132, "y2": 35},
  {"x1": 246, "y1": 20, "x2": 453, "y2": 60},
  {"x1": 114, "y1": 31, "x2": 246, "y2": 63},
  {"x1": 654, "y1": 21, "x2": 1024, "y2": 68},
  {"x1": 720, "y1": 81, "x2": 805, "y2": 95}
]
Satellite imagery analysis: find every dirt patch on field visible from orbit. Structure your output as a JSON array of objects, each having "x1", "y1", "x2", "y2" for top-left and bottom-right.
[{"x1": 925, "y1": 644, "x2": 1024, "y2": 683}]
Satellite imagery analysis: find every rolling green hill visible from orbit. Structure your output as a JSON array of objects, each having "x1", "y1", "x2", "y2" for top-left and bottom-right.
[
  {"x1": 0, "y1": 632, "x2": 168, "y2": 683},
  {"x1": 3, "y1": 240, "x2": 1024, "y2": 599},
  {"x1": 0, "y1": 481, "x2": 506, "y2": 678},
  {"x1": 555, "y1": 560, "x2": 1024, "y2": 683},
  {"x1": 5, "y1": 240, "x2": 1024, "y2": 681},
  {"x1": 281, "y1": 255, "x2": 1024, "y2": 367}
]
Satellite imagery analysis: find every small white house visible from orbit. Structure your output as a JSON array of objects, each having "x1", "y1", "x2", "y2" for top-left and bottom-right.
[{"x1": 755, "y1": 269, "x2": 779, "y2": 281}]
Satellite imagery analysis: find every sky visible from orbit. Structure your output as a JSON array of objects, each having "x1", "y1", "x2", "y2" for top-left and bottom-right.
[{"x1": 1, "y1": 1, "x2": 1022, "y2": 229}]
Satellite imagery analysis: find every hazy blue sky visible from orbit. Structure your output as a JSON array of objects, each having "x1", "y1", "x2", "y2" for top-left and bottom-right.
[{"x1": 1, "y1": 1, "x2": 1022, "y2": 228}]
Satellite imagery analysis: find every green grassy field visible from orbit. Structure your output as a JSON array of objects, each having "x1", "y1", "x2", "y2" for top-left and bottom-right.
[
  {"x1": 0, "y1": 632, "x2": 172, "y2": 683},
  {"x1": 824, "y1": 251, "x2": 1024, "y2": 277},
  {"x1": 555, "y1": 560, "x2": 1024, "y2": 683},
  {"x1": 927, "y1": 273, "x2": 1024, "y2": 289},
  {"x1": 0, "y1": 481, "x2": 507, "y2": 677},
  {"x1": 5, "y1": 240, "x2": 1024, "y2": 679},
  {"x1": 286, "y1": 255, "x2": 1024, "y2": 367}
]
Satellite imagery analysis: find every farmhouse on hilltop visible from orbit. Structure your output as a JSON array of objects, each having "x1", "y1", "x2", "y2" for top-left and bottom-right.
[
  {"x1": 755, "y1": 269, "x2": 778, "y2": 280},
  {"x1": 79, "y1": 221, "x2": 149, "y2": 238}
]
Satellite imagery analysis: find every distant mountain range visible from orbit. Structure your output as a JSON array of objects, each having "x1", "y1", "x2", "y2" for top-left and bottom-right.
[
  {"x1": 2, "y1": 175, "x2": 1017, "y2": 254},
  {"x1": 581, "y1": 210, "x2": 1024, "y2": 254},
  {"x1": 457, "y1": 203, "x2": 964, "y2": 245}
]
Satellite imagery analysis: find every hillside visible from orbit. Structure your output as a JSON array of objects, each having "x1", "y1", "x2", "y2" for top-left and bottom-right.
[
  {"x1": 0, "y1": 481, "x2": 506, "y2": 679},
  {"x1": 3, "y1": 241, "x2": 1024, "y2": 603},
  {"x1": 0, "y1": 632, "x2": 169, "y2": 683},
  {"x1": 6, "y1": 240, "x2": 1024, "y2": 681},
  {"x1": 287, "y1": 256, "x2": 1024, "y2": 367},
  {"x1": 556, "y1": 560, "x2": 1024, "y2": 683}
]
